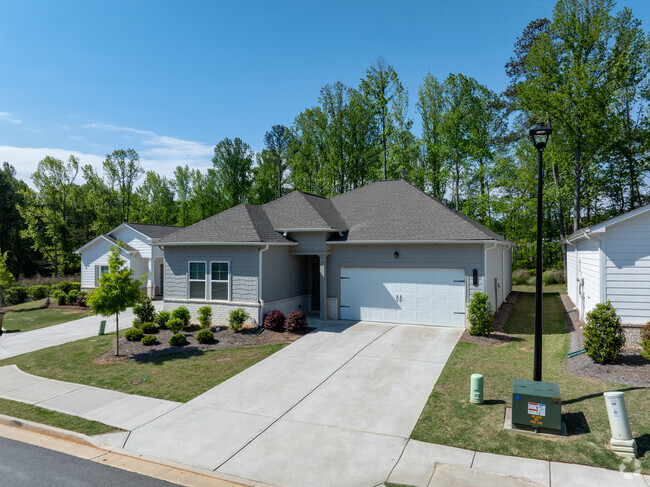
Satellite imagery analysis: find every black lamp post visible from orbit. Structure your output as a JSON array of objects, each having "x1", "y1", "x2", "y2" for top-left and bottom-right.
[{"x1": 529, "y1": 123, "x2": 552, "y2": 382}]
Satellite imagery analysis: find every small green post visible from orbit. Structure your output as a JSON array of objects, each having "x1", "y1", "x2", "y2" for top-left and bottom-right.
[
  {"x1": 98, "y1": 320, "x2": 106, "y2": 336},
  {"x1": 470, "y1": 373, "x2": 484, "y2": 404}
]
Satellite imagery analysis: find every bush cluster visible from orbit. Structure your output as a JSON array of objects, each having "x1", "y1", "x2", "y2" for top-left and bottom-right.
[
  {"x1": 584, "y1": 301, "x2": 625, "y2": 364},
  {"x1": 263, "y1": 310, "x2": 285, "y2": 331},
  {"x1": 171, "y1": 306, "x2": 190, "y2": 328},
  {"x1": 229, "y1": 308, "x2": 248, "y2": 332},
  {"x1": 141, "y1": 335, "x2": 157, "y2": 346},
  {"x1": 2, "y1": 281, "x2": 81, "y2": 307},
  {"x1": 196, "y1": 329, "x2": 214, "y2": 344},
  {"x1": 4, "y1": 286, "x2": 29, "y2": 306},
  {"x1": 639, "y1": 323, "x2": 650, "y2": 362},
  {"x1": 133, "y1": 298, "x2": 155, "y2": 323},
  {"x1": 166, "y1": 318, "x2": 184, "y2": 334},
  {"x1": 52, "y1": 281, "x2": 81, "y2": 294},
  {"x1": 154, "y1": 310, "x2": 171, "y2": 327},
  {"x1": 286, "y1": 311, "x2": 307, "y2": 333},
  {"x1": 29, "y1": 285, "x2": 50, "y2": 301},
  {"x1": 141, "y1": 322, "x2": 158, "y2": 334},
  {"x1": 468, "y1": 292, "x2": 494, "y2": 336},
  {"x1": 169, "y1": 333, "x2": 188, "y2": 346},
  {"x1": 197, "y1": 306, "x2": 212, "y2": 329},
  {"x1": 542, "y1": 268, "x2": 565, "y2": 285},
  {"x1": 125, "y1": 328, "x2": 144, "y2": 342},
  {"x1": 512, "y1": 269, "x2": 530, "y2": 285}
]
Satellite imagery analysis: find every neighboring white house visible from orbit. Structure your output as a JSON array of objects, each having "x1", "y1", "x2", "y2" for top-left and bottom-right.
[
  {"x1": 564, "y1": 203, "x2": 650, "y2": 324},
  {"x1": 75, "y1": 223, "x2": 182, "y2": 298}
]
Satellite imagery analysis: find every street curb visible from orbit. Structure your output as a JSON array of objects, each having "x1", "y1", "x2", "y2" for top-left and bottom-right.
[{"x1": 0, "y1": 414, "x2": 264, "y2": 487}]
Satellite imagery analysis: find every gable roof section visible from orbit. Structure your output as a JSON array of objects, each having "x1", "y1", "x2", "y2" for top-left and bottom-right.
[
  {"x1": 158, "y1": 204, "x2": 291, "y2": 245},
  {"x1": 75, "y1": 234, "x2": 137, "y2": 254},
  {"x1": 329, "y1": 180, "x2": 507, "y2": 242},
  {"x1": 564, "y1": 203, "x2": 650, "y2": 243},
  {"x1": 123, "y1": 222, "x2": 184, "y2": 239},
  {"x1": 263, "y1": 191, "x2": 347, "y2": 231}
]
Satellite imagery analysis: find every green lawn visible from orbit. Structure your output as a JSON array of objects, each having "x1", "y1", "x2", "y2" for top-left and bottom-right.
[
  {"x1": 0, "y1": 397, "x2": 118, "y2": 436},
  {"x1": 4, "y1": 298, "x2": 47, "y2": 311},
  {"x1": 411, "y1": 288, "x2": 649, "y2": 474},
  {"x1": 0, "y1": 332, "x2": 288, "y2": 403},
  {"x1": 2, "y1": 304, "x2": 91, "y2": 333}
]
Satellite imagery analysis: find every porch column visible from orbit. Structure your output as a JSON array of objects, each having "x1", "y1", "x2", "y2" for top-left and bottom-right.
[{"x1": 319, "y1": 253, "x2": 327, "y2": 320}]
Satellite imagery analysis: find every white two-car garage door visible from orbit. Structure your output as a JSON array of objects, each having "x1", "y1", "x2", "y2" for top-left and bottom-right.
[{"x1": 340, "y1": 267, "x2": 466, "y2": 327}]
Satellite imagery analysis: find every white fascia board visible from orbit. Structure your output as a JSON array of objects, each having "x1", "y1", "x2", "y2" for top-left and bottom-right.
[
  {"x1": 156, "y1": 241, "x2": 298, "y2": 247},
  {"x1": 327, "y1": 239, "x2": 512, "y2": 246},
  {"x1": 275, "y1": 228, "x2": 346, "y2": 232}
]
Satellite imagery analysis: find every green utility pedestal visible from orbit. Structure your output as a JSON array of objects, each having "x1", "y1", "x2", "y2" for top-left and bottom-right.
[{"x1": 512, "y1": 379, "x2": 562, "y2": 433}]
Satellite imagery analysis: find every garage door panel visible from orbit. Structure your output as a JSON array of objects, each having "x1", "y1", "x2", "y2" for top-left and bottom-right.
[{"x1": 340, "y1": 267, "x2": 466, "y2": 327}]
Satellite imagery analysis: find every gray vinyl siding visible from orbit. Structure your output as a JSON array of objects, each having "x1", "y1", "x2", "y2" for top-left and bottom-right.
[
  {"x1": 288, "y1": 231, "x2": 331, "y2": 254},
  {"x1": 261, "y1": 246, "x2": 308, "y2": 302},
  {"x1": 326, "y1": 243, "x2": 484, "y2": 300},
  {"x1": 164, "y1": 245, "x2": 259, "y2": 303},
  {"x1": 604, "y1": 210, "x2": 650, "y2": 323}
]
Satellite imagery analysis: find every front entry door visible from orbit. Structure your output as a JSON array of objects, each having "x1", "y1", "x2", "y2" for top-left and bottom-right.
[{"x1": 311, "y1": 261, "x2": 320, "y2": 312}]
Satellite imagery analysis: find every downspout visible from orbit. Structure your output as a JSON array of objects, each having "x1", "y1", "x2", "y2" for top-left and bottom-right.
[
  {"x1": 484, "y1": 241, "x2": 497, "y2": 310},
  {"x1": 258, "y1": 244, "x2": 270, "y2": 326}
]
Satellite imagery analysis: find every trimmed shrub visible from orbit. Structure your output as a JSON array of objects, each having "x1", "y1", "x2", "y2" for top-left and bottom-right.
[
  {"x1": 52, "y1": 289, "x2": 67, "y2": 306},
  {"x1": 285, "y1": 311, "x2": 307, "y2": 333},
  {"x1": 132, "y1": 317, "x2": 142, "y2": 329},
  {"x1": 263, "y1": 310, "x2": 285, "y2": 331},
  {"x1": 4, "y1": 286, "x2": 29, "y2": 306},
  {"x1": 639, "y1": 323, "x2": 650, "y2": 362},
  {"x1": 584, "y1": 301, "x2": 625, "y2": 364},
  {"x1": 166, "y1": 317, "x2": 184, "y2": 334},
  {"x1": 53, "y1": 281, "x2": 80, "y2": 293},
  {"x1": 125, "y1": 328, "x2": 144, "y2": 342},
  {"x1": 154, "y1": 310, "x2": 171, "y2": 327},
  {"x1": 133, "y1": 298, "x2": 155, "y2": 323},
  {"x1": 197, "y1": 306, "x2": 213, "y2": 329},
  {"x1": 67, "y1": 291, "x2": 79, "y2": 305},
  {"x1": 172, "y1": 306, "x2": 191, "y2": 328},
  {"x1": 468, "y1": 292, "x2": 494, "y2": 336},
  {"x1": 512, "y1": 269, "x2": 530, "y2": 285},
  {"x1": 169, "y1": 333, "x2": 188, "y2": 346},
  {"x1": 28, "y1": 285, "x2": 50, "y2": 301},
  {"x1": 228, "y1": 308, "x2": 248, "y2": 332},
  {"x1": 141, "y1": 322, "x2": 158, "y2": 334},
  {"x1": 141, "y1": 335, "x2": 157, "y2": 346},
  {"x1": 196, "y1": 329, "x2": 214, "y2": 344},
  {"x1": 542, "y1": 268, "x2": 565, "y2": 285},
  {"x1": 77, "y1": 294, "x2": 88, "y2": 307}
]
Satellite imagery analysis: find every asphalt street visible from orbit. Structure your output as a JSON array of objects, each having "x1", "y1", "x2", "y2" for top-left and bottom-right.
[{"x1": 0, "y1": 436, "x2": 180, "y2": 487}]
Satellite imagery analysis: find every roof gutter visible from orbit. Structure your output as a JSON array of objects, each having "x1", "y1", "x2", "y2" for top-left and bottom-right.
[
  {"x1": 274, "y1": 228, "x2": 346, "y2": 233},
  {"x1": 327, "y1": 239, "x2": 513, "y2": 246},
  {"x1": 155, "y1": 241, "x2": 298, "y2": 247}
]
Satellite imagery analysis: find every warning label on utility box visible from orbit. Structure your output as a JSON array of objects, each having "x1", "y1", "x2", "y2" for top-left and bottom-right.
[{"x1": 528, "y1": 402, "x2": 546, "y2": 416}]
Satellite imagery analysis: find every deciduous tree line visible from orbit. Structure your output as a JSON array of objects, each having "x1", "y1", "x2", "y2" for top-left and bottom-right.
[{"x1": 1, "y1": 0, "x2": 648, "y2": 277}]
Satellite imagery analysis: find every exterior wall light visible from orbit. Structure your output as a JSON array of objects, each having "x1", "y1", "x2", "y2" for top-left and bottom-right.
[{"x1": 394, "y1": 251, "x2": 399, "y2": 259}]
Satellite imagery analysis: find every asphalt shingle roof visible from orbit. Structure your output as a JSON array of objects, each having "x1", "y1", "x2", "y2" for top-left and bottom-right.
[
  {"x1": 156, "y1": 180, "x2": 507, "y2": 245},
  {"x1": 123, "y1": 223, "x2": 184, "y2": 239},
  {"x1": 158, "y1": 204, "x2": 289, "y2": 244}
]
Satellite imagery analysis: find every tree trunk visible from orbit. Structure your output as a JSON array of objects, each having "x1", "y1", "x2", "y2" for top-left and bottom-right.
[
  {"x1": 573, "y1": 140, "x2": 582, "y2": 232},
  {"x1": 552, "y1": 163, "x2": 568, "y2": 275},
  {"x1": 115, "y1": 312, "x2": 119, "y2": 356}
]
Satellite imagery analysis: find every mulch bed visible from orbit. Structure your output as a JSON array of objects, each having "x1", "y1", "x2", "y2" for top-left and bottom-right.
[
  {"x1": 460, "y1": 292, "x2": 519, "y2": 346},
  {"x1": 94, "y1": 324, "x2": 313, "y2": 363},
  {"x1": 561, "y1": 294, "x2": 650, "y2": 387}
]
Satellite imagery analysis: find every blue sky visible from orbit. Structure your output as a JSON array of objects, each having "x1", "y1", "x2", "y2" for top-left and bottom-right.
[{"x1": 2, "y1": 0, "x2": 649, "y2": 184}]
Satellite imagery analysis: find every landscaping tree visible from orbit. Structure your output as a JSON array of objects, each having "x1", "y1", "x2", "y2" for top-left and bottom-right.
[
  {"x1": 0, "y1": 251, "x2": 15, "y2": 311},
  {"x1": 87, "y1": 244, "x2": 145, "y2": 356}
]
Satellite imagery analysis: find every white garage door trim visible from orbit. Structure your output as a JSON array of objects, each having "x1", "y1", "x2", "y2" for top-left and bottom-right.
[{"x1": 339, "y1": 267, "x2": 466, "y2": 327}]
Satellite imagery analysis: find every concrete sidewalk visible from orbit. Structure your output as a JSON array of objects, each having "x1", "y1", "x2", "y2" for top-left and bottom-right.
[
  {"x1": 0, "y1": 302, "x2": 161, "y2": 360},
  {"x1": 0, "y1": 365, "x2": 180, "y2": 436}
]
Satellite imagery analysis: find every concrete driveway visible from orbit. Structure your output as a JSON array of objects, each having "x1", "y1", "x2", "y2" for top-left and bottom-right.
[
  {"x1": 124, "y1": 321, "x2": 463, "y2": 487},
  {"x1": 0, "y1": 302, "x2": 161, "y2": 360}
]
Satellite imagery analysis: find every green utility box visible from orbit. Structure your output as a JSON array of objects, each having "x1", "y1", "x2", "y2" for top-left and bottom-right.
[{"x1": 512, "y1": 379, "x2": 562, "y2": 432}]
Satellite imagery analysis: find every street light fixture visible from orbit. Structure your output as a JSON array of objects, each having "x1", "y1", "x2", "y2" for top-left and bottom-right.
[{"x1": 529, "y1": 122, "x2": 552, "y2": 382}]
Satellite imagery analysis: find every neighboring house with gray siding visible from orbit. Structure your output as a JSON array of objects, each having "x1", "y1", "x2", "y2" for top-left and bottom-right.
[
  {"x1": 156, "y1": 180, "x2": 513, "y2": 328},
  {"x1": 565, "y1": 204, "x2": 650, "y2": 334},
  {"x1": 76, "y1": 222, "x2": 183, "y2": 298}
]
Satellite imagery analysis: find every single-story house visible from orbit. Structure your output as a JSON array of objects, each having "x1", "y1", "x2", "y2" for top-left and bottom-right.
[
  {"x1": 76, "y1": 222, "x2": 183, "y2": 298},
  {"x1": 565, "y1": 203, "x2": 650, "y2": 325},
  {"x1": 156, "y1": 180, "x2": 512, "y2": 328}
]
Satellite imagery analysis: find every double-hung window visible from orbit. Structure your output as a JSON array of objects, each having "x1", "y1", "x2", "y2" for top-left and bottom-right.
[
  {"x1": 188, "y1": 262, "x2": 206, "y2": 299},
  {"x1": 100, "y1": 265, "x2": 109, "y2": 276},
  {"x1": 211, "y1": 261, "x2": 229, "y2": 300}
]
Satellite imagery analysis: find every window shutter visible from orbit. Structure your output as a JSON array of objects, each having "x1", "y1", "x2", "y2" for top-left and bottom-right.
[{"x1": 94, "y1": 265, "x2": 99, "y2": 287}]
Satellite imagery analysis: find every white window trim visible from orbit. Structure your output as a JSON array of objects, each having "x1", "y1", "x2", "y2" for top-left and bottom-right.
[
  {"x1": 210, "y1": 260, "x2": 231, "y2": 302},
  {"x1": 187, "y1": 261, "x2": 207, "y2": 300}
]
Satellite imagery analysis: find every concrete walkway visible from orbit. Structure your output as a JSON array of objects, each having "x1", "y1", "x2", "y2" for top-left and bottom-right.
[
  {"x1": 124, "y1": 321, "x2": 463, "y2": 486},
  {"x1": 0, "y1": 302, "x2": 161, "y2": 360}
]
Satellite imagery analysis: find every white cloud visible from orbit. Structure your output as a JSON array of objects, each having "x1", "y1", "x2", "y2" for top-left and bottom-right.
[{"x1": 0, "y1": 112, "x2": 23, "y2": 124}]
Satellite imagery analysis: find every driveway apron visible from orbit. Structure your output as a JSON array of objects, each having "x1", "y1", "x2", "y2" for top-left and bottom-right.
[{"x1": 124, "y1": 321, "x2": 462, "y2": 487}]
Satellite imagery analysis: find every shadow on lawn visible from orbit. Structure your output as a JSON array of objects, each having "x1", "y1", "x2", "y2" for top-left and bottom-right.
[
  {"x1": 562, "y1": 386, "x2": 646, "y2": 405},
  {"x1": 564, "y1": 411, "x2": 591, "y2": 435},
  {"x1": 505, "y1": 291, "x2": 567, "y2": 335},
  {"x1": 636, "y1": 434, "x2": 650, "y2": 458},
  {"x1": 130, "y1": 348, "x2": 208, "y2": 363}
]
